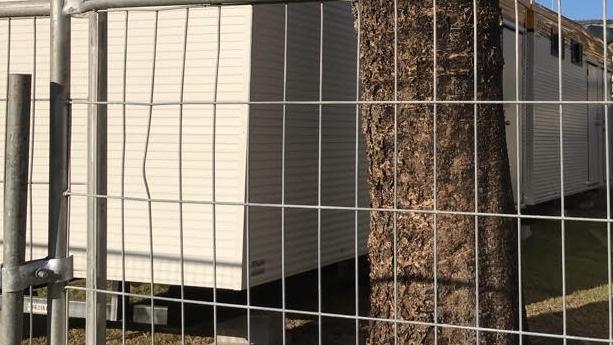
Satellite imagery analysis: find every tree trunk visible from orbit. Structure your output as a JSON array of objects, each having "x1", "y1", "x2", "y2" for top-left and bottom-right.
[{"x1": 357, "y1": 0, "x2": 520, "y2": 344}]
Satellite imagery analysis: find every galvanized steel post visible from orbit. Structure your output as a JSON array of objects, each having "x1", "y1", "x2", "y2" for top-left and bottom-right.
[
  {"x1": 1, "y1": 74, "x2": 32, "y2": 345},
  {"x1": 86, "y1": 10, "x2": 108, "y2": 345},
  {"x1": 47, "y1": 0, "x2": 70, "y2": 344}
]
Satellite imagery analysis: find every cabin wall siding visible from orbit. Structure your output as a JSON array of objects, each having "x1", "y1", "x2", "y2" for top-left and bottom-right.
[
  {"x1": 0, "y1": 2, "x2": 607, "y2": 291},
  {"x1": 0, "y1": 7, "x2": 254, "y2": 290},
  {"x1": 247, "y1": 1, "x2": 368, "y2": 288},
  {"x1": 523, "y1": 31, "x2": 603, "y2": 205}
]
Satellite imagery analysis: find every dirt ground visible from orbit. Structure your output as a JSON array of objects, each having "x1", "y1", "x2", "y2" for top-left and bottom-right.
[{"x1": 20, "y1": 190, "x2": 613, "y2": 345}]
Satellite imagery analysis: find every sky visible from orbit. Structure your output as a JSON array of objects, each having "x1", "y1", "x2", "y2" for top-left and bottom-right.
[{"x1": 536, "y1": 0, "x2": 613, "y2": 19}]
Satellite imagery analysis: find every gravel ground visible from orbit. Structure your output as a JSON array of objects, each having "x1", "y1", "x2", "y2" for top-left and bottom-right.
[
  {"x1": 26, "y1": 329, "x2": 213, "y2": 345},
  {"x1": 23, "y1": 317, "x2": 365, "y2": 345}
]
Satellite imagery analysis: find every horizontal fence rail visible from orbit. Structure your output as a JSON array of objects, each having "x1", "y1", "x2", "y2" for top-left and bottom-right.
[{"x1": 0, "y1": 0, "x2": 352, "y2": 17}]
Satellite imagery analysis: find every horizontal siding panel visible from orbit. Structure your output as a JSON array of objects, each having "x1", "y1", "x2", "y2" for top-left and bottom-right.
[
  {"x1": 527, "y1": 33, "x2": 595, "y2": 205},
  {"x1": 247, "y1": 2, "x2": 368, "y2": 288},
  {"x1": 0, "y1": 7, "x2": 252, "y2": 290}
]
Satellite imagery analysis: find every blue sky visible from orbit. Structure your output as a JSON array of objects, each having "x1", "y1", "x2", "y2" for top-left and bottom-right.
[{"x1": 536, "y1": 0, "x2": 613, "y2": 19}]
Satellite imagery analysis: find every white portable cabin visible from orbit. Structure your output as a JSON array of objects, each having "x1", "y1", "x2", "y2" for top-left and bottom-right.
[
  {"x1": 501, "y1": 0, "x2": 612, "y2": 206},
  {"x1": 0, "y1": 0, "x2": 608, "y2": 291},
  {"x1": 0, "y1": 2, "x2": 368, "y2": 290}
]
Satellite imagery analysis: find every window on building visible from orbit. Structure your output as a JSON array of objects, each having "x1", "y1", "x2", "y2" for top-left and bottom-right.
[
  {"x1": 550, "y1": 28, "x2": 565, "y2": 59},
  {"x1": 570, "y1": 40, "x2": 583, "y2": 65}
]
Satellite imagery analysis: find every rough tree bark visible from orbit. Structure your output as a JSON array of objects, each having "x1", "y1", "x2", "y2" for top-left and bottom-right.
[{"x1": 357, "y1": 0, "x2": 520, "y2": 344}]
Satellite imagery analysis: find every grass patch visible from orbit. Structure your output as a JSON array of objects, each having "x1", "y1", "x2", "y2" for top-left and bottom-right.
[
  {"x1": 522, "y1": 190, "x2": 612, "y2": 342},
  {"x1": 32, "y1": 281, "x2": 169, "y2": 305},
  {"x1": 522, "y1": 218, "x2": 609, "y2": 304}
]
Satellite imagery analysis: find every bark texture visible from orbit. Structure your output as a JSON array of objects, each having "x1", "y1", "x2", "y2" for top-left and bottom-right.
[{"x1": 356, "y1": 1, "x2": 519, "y2": 344}]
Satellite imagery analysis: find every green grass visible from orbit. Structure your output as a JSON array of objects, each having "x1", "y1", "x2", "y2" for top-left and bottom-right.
[
  {"x1": 522, "y1": 191, "x2": 612, "y2": 343},
  {"x1": 523, "y1": 218, "x2": 609, "y2": 303}
]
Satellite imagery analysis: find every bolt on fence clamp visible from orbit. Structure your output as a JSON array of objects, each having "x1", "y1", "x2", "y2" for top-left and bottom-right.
[
  {"x1": 0, "y1": 256, "x2": 74, "y2": 292},
  {"x1": 62, "y1": 0, "x2": 86, "y2": 16}
]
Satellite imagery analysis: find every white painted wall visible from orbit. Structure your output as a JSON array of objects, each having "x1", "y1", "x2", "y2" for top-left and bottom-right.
[{"x1": 0, "y1": 3, "x2": 367, "y2": 290}]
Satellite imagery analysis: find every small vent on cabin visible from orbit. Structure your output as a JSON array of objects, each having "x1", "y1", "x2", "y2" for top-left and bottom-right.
[
  {"x1": 250, "y1": 259, "x2": 266, "y2": 277},
  {"x1": 570, "y1": 40, "x2": 583, "y2": 65}
]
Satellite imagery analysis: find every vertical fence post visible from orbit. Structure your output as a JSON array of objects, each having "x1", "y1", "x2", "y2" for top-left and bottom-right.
[
  {"x1": 1, "y1": 74, "x2": 32, "y2": 345},
  {"x1": 48, "y1": 0, "x2": 70, "y2": 344},
  {"x1": 86, "y1": 10, "x2": 107, "y2": 345}
]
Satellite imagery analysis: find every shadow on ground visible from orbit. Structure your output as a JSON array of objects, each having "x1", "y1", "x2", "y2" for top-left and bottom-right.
[{"x1": 21, "y1": 189, "x2": 613, "y2": 344}]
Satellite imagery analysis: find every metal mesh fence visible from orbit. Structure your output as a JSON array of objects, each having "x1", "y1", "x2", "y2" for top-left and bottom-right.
[{"x1": 0, "y1": 0, "x2": 612, "y2": 344}]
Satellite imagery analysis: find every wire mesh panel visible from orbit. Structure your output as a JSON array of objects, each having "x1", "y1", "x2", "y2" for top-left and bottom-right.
[
  {"x1": 0, "y1": 0, "x2": 612, "y2": 344},
  {"x1": 0, "y1": 14, "x2": 51, "y2": 344}
]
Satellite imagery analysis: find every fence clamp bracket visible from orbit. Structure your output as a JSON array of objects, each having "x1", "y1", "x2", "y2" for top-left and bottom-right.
[{"x1": 0, "y1": 256, "x2": 73, "y2": 292}]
